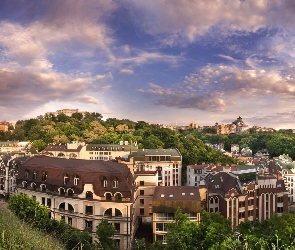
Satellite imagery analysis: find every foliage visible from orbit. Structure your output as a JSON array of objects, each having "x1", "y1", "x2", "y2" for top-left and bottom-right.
[
  {"x1": 95, "y1": 219, "x2": 115, "y2": 250},
  {"x1": 0, "y1": 207, "x2": 65, "y2": 250},
  {"x1": 8, "y1": 194, "x2": 93, "y2": 250}
]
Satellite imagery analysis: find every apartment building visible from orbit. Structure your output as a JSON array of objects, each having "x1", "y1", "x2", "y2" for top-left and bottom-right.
[
  {"x1": 16, "y1": 156, "x2": 134, "y2": 250},
  {"x1": 43, "y1": 141, "x2": 138, "y2": 161},
  {"x1": 129, "y1": 149, "x2": 182, "y2": 186},
  {"x1": 152, "y1": 186, "x2": 206, "y2": 243}
]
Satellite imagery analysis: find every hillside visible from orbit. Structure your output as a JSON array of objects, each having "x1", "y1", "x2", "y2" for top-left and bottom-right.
[{"x1": 0, "y1": 203, "x2": 65, "y2": 250}]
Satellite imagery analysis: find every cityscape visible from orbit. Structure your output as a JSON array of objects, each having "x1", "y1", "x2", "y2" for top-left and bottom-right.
[
  {"x1": 2, "y1": 0, "x2": 295, "y2": 249},
  {"x1": 0, "y1": 109, "x2": 295, "y2": 249}
]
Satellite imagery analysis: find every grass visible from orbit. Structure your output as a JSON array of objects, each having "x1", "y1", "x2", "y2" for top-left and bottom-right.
[{"x1": 0, "y1": 207, "x2": 65, "y2": 250}]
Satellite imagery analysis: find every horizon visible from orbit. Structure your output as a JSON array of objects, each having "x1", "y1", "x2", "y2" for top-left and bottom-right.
[{"x1": 1, "y1": 1, "x2": 295, "y2": 129}]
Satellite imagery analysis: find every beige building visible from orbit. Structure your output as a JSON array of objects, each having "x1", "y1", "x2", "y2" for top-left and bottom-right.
[
  {"x1": 152, "y1": 186, "x2": 206, "y2": 243},
  {"x1": 16, "y1": 156, "x2": 134, "y2": 250},
  {"x1": 129, "y1": 149, "x2": 182, "y2": 186}
]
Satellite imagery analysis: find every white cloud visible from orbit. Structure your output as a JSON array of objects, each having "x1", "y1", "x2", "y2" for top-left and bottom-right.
[{"x1": 120, "y1": 69, "x2": 134, "y2": 74}]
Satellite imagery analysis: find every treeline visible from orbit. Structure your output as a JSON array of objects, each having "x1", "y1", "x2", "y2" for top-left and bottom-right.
[
  {"x1": 0, "y1": 112, "x2": 237, "y2": 168},
  {"x1": 196, "y1": 131, "x2": 295, "y2": 159}
]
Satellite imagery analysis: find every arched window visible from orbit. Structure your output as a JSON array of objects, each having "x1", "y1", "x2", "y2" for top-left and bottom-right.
[
  {"x1": 68, "y1": 203, "x2": 74, "y2": 213},
  {"x1": 104, "y1": 208, "x2": 112, "y2": 217},
  {"x1": 64, "y1": 174, "x2": 69, "y2": 184},
  {"x1": 0, "y1": 184, "x2": 4, "y2": 190},
  {"x1": 115, "y1": 208, "x2": 122, "y2": 217},
  {"x1": 102, "y1": 176, "x2": 107, "y2": 187},
  {"x1": 74, "y1": 175, "x2": 79, "y2": 185},
  {"x1": 31, "y1": 182, "x2": 37, "y2": 190},
  {"x1": 59, "y1": 202, "x2": 65, "y2": 211},
  {"x1": 22, "y1": 181, "x2": 28, "y2": 188},
  {"x1": 69, "y1": 153, "x2": 77, "y2": 159},
  {"x1": 59, "y1": 187, "x2": 65, "y2": 195},
  {"x1": 40, "y1": 184, "x2": 46, "y2": 192},
  {"x1": 33, "y1": 171, "x2": 37, "y2": 180},
  {"x1": 57, "y1": 153, "x2": 65, "y2": 158},
  {"x1": 115, "y1": 193, "x2": 122, "y2": 201},
  {"x1": 215, "y1": 197, "x2": 219, "y2": 203},
  {"x1": 113, "y1": 178, "x2": 118, "y2": 188},
  {"x1": 25, "y1": 169, "x2": 30, "y2": 179},
  {"x1": 68, "y1": 188, "x2": 74, "y2": 197},
  {"x1": 86, "y1": 191, "x2": 93, "y2": 199},
  {"x1": 105, "y1": 192, "x2": 112, "y2": 201},
  {"x1": 41, "y1": 171, "x2": 47, "y2": 181}
]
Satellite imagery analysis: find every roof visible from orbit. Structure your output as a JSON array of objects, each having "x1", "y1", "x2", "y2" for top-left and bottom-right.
[
  {"x1": 17, "y1": 156, "x2": 134, "y2": 198},
  {"x1": 43, "y1": 144, "x2": 83, "y2": 153},
  {"x1": 205, "y1": 172, "x2": 243, "y2": 197},
  {"x1": 153, "y1": 186, "x2": 201, "y2": 201},
  {"x1": 131, "y1": 148, "x2": 181, "y2": 157}
]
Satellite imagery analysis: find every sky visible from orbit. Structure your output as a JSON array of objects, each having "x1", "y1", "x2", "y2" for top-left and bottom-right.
[{"x1": 1, "y1": 0, "x2": 295, "y2": 129}]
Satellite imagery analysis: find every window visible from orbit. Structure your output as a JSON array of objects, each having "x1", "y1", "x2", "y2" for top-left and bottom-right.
[
  {"x1": 59, "y1": 187, "x2": 65, "y2": 195},
  {"x1": 31, "y1": 183, "x2": 37, "y2": 190},
  {"x1": 140, "y1": 190, "x2": 144, "y2": 195},
  {"x1": 140, "y1": 208, "x2": 144, "y2": 215},
  {"x1": 113, "y1": 178, "x2": 118, "y2": 188},
  {"x1": 41, "y1": 171, "x2": 47, "y2": 181},
  {"x1": 47, "y1": 198, "x2": 51, "y2": 208},
  {"x1": 106, "y1": 193, "x2": 112, "y2": 201},
  {"x1": 85, "y1": 220, "x2": 93, "y2": 230},
  {"x1": 115, "y1": 239, "x2": 120, "y2": 248},
  {"x1": 140, "y1": 199, "x2": 144, "y2": 205},
  {"x1": 68, "y1": 189, "x2": 74, "y2": 197},
  {"x1": 33, "y1": 171, "x2": 37, "y2": 180},
  {"x1": 114, "y1": 223, "x2": 120, "y2": 232},
  {"x1": 277, "y1": 196, "x2": 284, "y2": 203},
  {"x1": 41, "y1": 197, "x2": 45, "y2": 205},
  {"x1": 68, "y1": 217, "x2": 72, "y2": 226},
  {"x1": 115, "y1": 193, "x2": 122, "y2": 201},
  {"x1": 68, "y1": 204, "x2": 74, "y2": 213},
  {"x1": 86, "y1": 191, "x2": 93, "y2": 199},
  {"x1": 74, "y1": 175, "x2": 79, "y2": 185},
  {"x1": 115, "y1": 208, "x2": 122, "y2": 217},
  {"x1": 59, "y1": 202, "x2": 65, "y2": 212},
  {"x1": 41, "y1": 184, "x2": 46, "y2": 192},
  {"x1": 277, "y1": 207, "x2": 283, "y2": 213},
  {"x1": 85, "y1": 205, "x2": 93, "y2": 215},
  {"x1": 25, "y1": 169, "x2": 29, "y2": 179},
  {"x1": 102, "y1": 176, "x2": 107, "y2": 187},
  {"x1": 64, "y1": 174, "x2": 69, "y2": 184},
  {"x1": 139, "y1": 181, "x2": 144, "y2": 186},
  {"x1": 104, "y1": 208, "x2": 112, "y2": 217}
]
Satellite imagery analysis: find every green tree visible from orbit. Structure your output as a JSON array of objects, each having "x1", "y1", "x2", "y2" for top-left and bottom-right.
[
  {"x1": 32, "y1": 139, "x2": 47, "y2": 152},
  {"x1": 8, "y1": 193, "x2": 49, "y2": 224},
  {"x1": 96, "y1": 219, "x2": 115, "y2": 250}
]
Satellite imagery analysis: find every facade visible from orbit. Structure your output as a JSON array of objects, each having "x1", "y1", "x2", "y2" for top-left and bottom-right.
[
  {"x1": 0, "y1": 121, "x2": 10, "y2": 132},
  {"x1": 205, "y1": 169, "x2": 288, "y2": 228},
  {"x1": 152, "y1": 186, "x2": 206, "y2": 243},
  {"x1": 129, "y1": 149, "x2": 182, "y2": 186},
  {"x1": 16, "y1": 156, "x2": 134, "y2": 250},
  {"x1": 0, "y1": 141, "x2": 33, "y2": 154},
  {"x1": 45, "y1": 109, "x2": 86, "y2": 117},
  {"x1": 43, "y1": 141, "x2": 138, "y2": 161}
]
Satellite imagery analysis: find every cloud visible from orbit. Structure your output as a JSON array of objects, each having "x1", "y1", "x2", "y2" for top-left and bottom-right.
[
  {"x1": 139, "y1": 62, "x2": 295, "y2": 112},
  {"x1": 120, "y1": 69, "x2": 134, "y2": 74},
  {"x1": 218, "y1": 54, "x2": 239, "y2": 63},
  {"x1": 124, "y1": 0, "x2": 295, "y2": 45}
]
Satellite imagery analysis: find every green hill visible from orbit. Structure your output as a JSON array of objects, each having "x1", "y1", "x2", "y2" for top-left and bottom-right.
[{"x1": 0, "y1": 206, "x2": 65, "y2": 250}]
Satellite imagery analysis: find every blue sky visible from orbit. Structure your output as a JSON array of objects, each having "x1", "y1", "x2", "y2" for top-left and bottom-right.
[{"x1": 1, "y1": 0, "x2": 295, "y2": 129}]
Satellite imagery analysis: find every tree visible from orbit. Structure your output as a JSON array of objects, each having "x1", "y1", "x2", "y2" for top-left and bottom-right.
[
  {"x1": 32, "y1": 139, "x2": 47, "y2": 152},
  {"x1": 166, "y1": 208, "x2": 200, "y2": 250},
  {"x1": 8, "y1": 193, "x2": 49, "y2": 224},
  {"x1": 96, "y1": 219, "x2": 115, "y2": 250}
]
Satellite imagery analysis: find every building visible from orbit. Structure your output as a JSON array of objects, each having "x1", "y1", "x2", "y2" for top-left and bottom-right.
[
  {"x1": 45, "y1": 109, "x2": 86, "y2": 117},
  {"x1": 129, "y1": 149, "x2": 182, "y2": 186},
  {"x1": 152, "y1": 186, "x2": 206, "y2": 243},
  {"x1": 0, "y1": 121, "x2": 10, "y2": 132},
  {"x1": 0, "y1": 141, "x2": 33, "y2": 154},
  {"x1": 16, "y1": 156, "x2": 134, "y2": 250},
  {"x1": 205, "y1": 168, "x2": 288, "y2": 228},
  {"x1": 42, "y1": 141, "x2": 138, "y2": 161}
]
